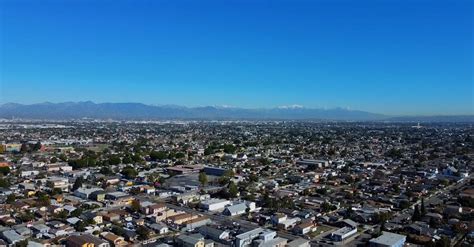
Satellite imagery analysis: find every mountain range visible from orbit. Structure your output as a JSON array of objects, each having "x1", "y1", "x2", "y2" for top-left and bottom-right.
[{"x1": 0, "y1": 102, "x2": 472, "y2": 122}]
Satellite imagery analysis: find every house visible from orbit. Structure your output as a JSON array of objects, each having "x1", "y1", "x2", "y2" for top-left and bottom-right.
[
  {"x1": 286, "y1": 238, "x2": 310, "y2": 247},
  {"x1": 337, "y1": 219, "x2": 358, "y2": 229},
  {"x1": 153, "y1": 209, "x2": 182, "y2": 222},
  {"x1": 142, "y1": 203, "x2": 167, "y2": 215},
  {"x1": 74, "y1": 187, "x2": 103, "y2": 200},
  {"x1": 1, "y1": 230, "x2": 25, "y2": 245},
  {"x1": 459, "y1": 188, "x2": 474, "y2": 199},
  {"x1": 168, "y1": 213, "x2": 198, "y2": 225},
  {"x1": 101, "y1": 212, "x2": 120, "y2": 222},
  {"x1": 253, "y1": 237, "x2": 287, "y2": 247},
  {"x1": 31, "y1": 224, "x2": 50, "y2": 238},
  {"x1": 67, "y1": 217, "x2": 81, "y2": 225},
  {"x1": 369, "y1": 231, "x2": 406, "y2": 247},
  {"x1": 14, "y1": 226, "x2": 31, "y2": 237},
  {"x1": 4, "y1": 143, "x2": 21, "y2": 152},
  {"x1": 177, "y1": 236, "x2": 204, "y2": 247},
  {"x1": 0, "y1": 239, "x2": 7, "y2": 247},
  {"x1": 20, "y1": 170, "x2": 40, "y2": 177},
  {"x1": 102, "y1": 233, "x2": 126, "y2": 247},
  {"x1": 149, "y1": 223, "x2": 169, "y2": 235},
  {"x1": 173, "y1": 192, "x2": 207, "y2": 205},
  {"x1": 48, "y1": 220, "x2": 65, "y2": 228},
  {"x1": 278, "y1": 217, "x2": 300, "y2": 230},
  {"x1": 271, "y1": 213, "x2": 288, "y2": 225},
  {"x1": 105, "y1": 177, "x2": 120, "y2": 185},
  {"x1": 198, "y1": 225, "x2": 230, "y2": 241},
  {"x1": 89, "y1": 190, "x2": 106, "y2": 202},
  {"x1": 223, "y1": 201, "x2": 256, "y2": 216},
  {"x1": 119, "y1": 230, "x2": 135, "y2": 242},
  {"x1": 442, "y1": 166, "x2": 458, "y2": 176},
  {"x1": 293, "y1": 221, "x2": 316, "y2": 235},
  {"x1": 66, "y1": 234, "x2": 110, "y2": 247},
  {"x1": 0, "y1": 216, "x2": 15, "y2": 225},
  {"x1": 82, "y1": 212, "x2": 103, "y2": 224},
  {"x1": 444, "y1": 205, "x2": 462, "y2": 215},
  {"x1": 223, "y1": 203, "x2": 247, "y2": 216},
  {"x1": 183, "y1": 216, "x2": 211, "y2": 230},
  {"x1": 49, "y1": 225, "x2": 75, "y2": 237},
  {"x1": 47, "y1": 177, "x2": 70, "y2": 192},
  {"x1": 105, "y1": 192, "x2": 134, "y2": 205}
]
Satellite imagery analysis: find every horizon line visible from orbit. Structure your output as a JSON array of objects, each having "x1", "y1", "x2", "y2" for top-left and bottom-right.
[{"x1": 1, "y1": 101, "x2": 473, "y2": 117}]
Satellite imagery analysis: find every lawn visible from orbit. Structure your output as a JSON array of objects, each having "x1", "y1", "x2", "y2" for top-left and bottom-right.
[{"x1": 308, "y1": 225, "x2": 333, "y2": 238}]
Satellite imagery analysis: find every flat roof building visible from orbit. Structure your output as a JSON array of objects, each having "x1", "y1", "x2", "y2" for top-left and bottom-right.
[
  {"x1": 369, "y1": 231, "x2": 406, "y2": 247},
  {"x1": 330, "y1": 227, "x2": 357, "y2": 242}
]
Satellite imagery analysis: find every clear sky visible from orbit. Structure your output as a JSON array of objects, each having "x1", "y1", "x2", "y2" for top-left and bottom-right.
[{"x1": 0, "y1": 0, "x2": 472, "y2": 115}]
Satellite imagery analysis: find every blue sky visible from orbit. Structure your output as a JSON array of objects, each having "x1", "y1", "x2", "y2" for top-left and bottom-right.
[{"x1": 0, "y1": 0, "x2": 472, "y2": 115}]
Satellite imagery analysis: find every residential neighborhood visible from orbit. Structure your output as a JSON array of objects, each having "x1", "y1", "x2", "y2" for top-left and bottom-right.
[{"x1": 0, "y1": 120, "x2": 472, "y2": 247}]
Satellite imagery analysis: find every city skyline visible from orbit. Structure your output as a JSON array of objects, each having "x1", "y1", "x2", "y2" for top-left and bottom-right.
[{"x1": 1, "y1": 0, "x2": 473, "y2": 115}]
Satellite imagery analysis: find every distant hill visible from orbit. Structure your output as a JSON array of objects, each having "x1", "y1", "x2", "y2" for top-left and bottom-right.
[
  {"x1": 0, "y1": 102, "x2": 385, "y2": 121},
  {"x1": 0, "y1": 102, "x2": 471, "y2": 122}
]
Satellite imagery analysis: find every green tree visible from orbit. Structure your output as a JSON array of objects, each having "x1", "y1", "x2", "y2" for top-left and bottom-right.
[
  {"x1": 223, "y1": 144, "x2": 237, "y2": 154},
  {"x1": 248, "y1": 173, "x2": 259, "y2": 182},
  {"x1": 54, "y1": 210, "x2": 69, "y2": 219},
  {"x1": 204, "y1": 147, "x2": 214, "y2": 156},
  {"x1": 71, "y1": 208, "x2": 83, "y2": 217},
  {"x1": 0, "y1": 166, "x2": 10, "y2": 176},
  {"x1": 109, "y1": 155, "x2": 121, "y2": 165},
  {"x1": 100, "y1": 166, "x2": 114, "y2": 175},
  {"x1": 33, "y1": 142, "x2": 42, "y2": 151},
  {"x1": 15, "y1": 240, "x2": 28, "y2": 247},
  {"x1": 0, "y1": 177, "x2": 10, "y2": 188},
  {"x1": 58, "y1": 153, "x2": 68, "y2": 161},
  {"x1": 37, "y1": 193, "x2": 51, "y2": 206},
  {"x1": 412, "y1": 205, "x2": 421, "y2": 221},
  {"x1": 18, "y1": 211, "x2": 35, "y2": 222},
  {"x1": 228, "y1": 181, "x2": 238, "y2": 198},
  {"x1": 435, "y1": 236, "x2": 450, "y2": 247},
  {"x1": 321, "y1": 202, "x2": 335, "y2": 212},
  {"x1": 75, "y1": 220, "x2": 87, "y2": 232},
  {"x1": 136, "y1": 226, "x2": 151, "y2": 240},
  {"x1": 122, "y1": 156, "x2": 132, "y2": 164},
  {"x1": 421, "y1": 197, "x2": 426, "y2": 216},
  {"x1": 198, "y1": 172, "x2": 208, "y2": 186},
  {"x1": 121, "y1": 166, "x2": 138, "y2": 179},
  {"x1": 131, "y1": 199, "x2": 141, "y2": 213},
  {"x1": 112, "y1": 226, "x2": 125, "y2": 236},
  {"x1": 399, "y1": 200, "x2": 410, "y2": 209},
  {"x1": 175, "y1": 152, "x2": 185, "y2": 159},
  {"x1": 150, "y1": 151, "x2": 168, "y2": 161},
  {"x1": 6, "y1": 194, "x2": 16, "y2": 204},
  {"x1": 132, "y1": 154, "x2": 143, "y2": 163},
  {"x1": 72, "y1": 177, "x2": 84, "y2": 191}
]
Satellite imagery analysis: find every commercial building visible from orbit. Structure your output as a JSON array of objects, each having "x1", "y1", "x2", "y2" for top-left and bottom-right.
[
  {"x1": 203, "y1": 167, "x2": 227, "y2": 176},
  {"x1": 330, "y1": 227, "x2": 357, "y2": 242},
  {"x1": 235, "y1": 228, "x2": 277, "y2": 247},
  {"x1": 296, "y1": 159, "x2": 329, "y2": 168},
  {"x1": 369, "y1": 232, "x2": 406, "y2": 247},
  {"x1": 200, "y1": 199, "x2": 230, "y2": 212}
]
